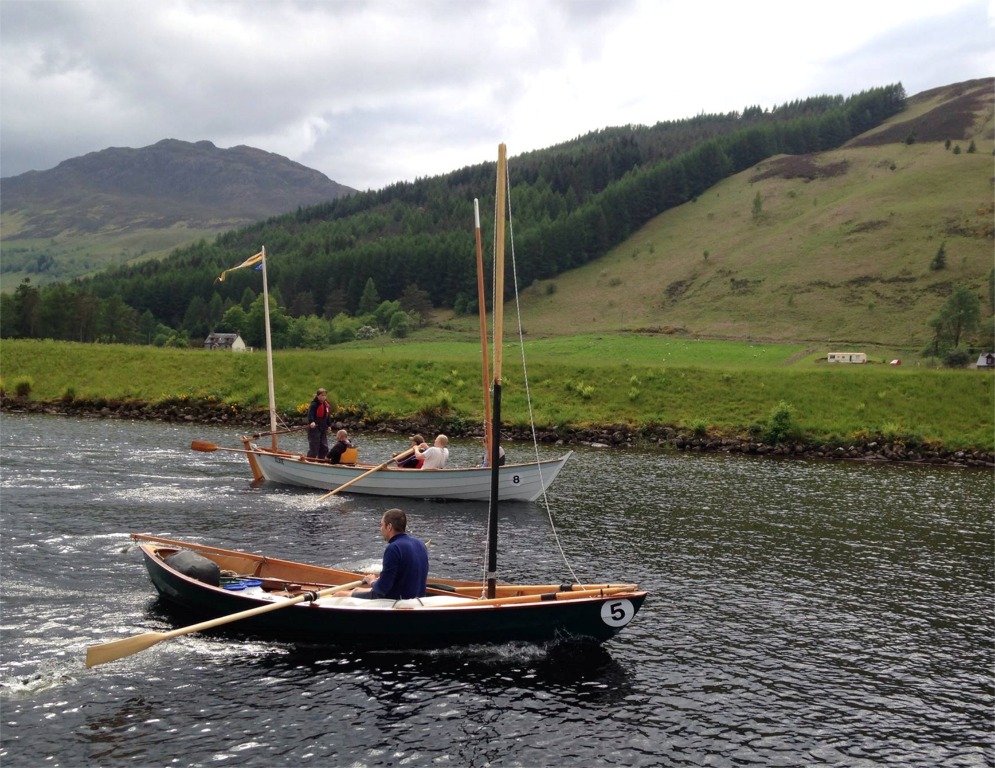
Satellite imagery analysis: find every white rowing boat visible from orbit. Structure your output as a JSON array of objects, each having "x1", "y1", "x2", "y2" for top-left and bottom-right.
[{"x1": 239, "y1": 444, "x2": 573, "y2": 501}]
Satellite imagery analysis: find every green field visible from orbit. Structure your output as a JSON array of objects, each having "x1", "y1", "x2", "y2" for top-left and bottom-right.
[{"x1": 2, "y1": 337, "x2": 992, "y2": 452}]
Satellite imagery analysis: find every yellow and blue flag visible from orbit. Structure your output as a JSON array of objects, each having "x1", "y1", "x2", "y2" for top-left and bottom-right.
[{"x1": 215, "y1": 251, "x2": 263, "y2": 284}]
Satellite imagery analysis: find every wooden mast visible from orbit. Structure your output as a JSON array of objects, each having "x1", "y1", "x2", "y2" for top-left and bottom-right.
[
  {"x1": 474, "y1": 198, "x2": 493, "y2": 467},
  {"x1": 486, "y1": 144, "x2": 507, "y2": 600},
  {"x1": 259, "y1": 246, "x2": 278, "y2": 449}
]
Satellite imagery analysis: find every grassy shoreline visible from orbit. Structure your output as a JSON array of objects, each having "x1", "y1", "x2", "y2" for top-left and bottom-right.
[{"x1": 1, "y1": 338, "x2": 992, "y2": 452}]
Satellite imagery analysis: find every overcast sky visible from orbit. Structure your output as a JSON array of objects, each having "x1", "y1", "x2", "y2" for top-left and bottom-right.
[{"x1": 1, "y1": 0, "x2": 991, "y2": 190}]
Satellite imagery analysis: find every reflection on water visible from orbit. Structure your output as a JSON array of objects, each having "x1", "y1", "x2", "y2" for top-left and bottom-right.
[{"x1": 1, "y1": 413, "x2": 992, "y2": 767}]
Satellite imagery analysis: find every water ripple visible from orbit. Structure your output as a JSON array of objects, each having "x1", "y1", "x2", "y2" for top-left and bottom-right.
[{"x1": 0, "y1": 415, "x2": 991, "y2": 767}]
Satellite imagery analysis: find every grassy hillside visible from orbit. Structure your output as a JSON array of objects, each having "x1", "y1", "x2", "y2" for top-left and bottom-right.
[{"x1": 499, "y1": 133, "x2": 993, "y2": 349}]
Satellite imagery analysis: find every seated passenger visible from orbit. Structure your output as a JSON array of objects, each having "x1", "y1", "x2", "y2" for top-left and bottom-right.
[
  {"x1": 414, "y1": 434, "x2": 449, "y2": 469},
  {"x1": 394, "y1": 434, "x2": 426, "y2": 469},
  {"x1": 327, "y1": 429, "x2": 356, "y2": 464},
  {"x1": 480, "y1": 441, "x2": 506, "y2": 467},
  {"x1": 335, "y1": 508, "x2": 429, "y2": 600}
]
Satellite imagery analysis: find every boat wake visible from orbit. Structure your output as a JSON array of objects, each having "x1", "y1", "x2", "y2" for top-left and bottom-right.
[{"x1": 0, "y1": 663, "x2": 78, "y2": 699}]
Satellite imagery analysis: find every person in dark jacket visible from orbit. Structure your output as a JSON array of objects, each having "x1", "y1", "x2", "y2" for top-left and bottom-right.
[
  {"x1": 327, "y1": 429, "x2": 355, "y2": 464},
  {"x1": 306, "y1": 388, "x2": 333, "y2": 459},
  {"x1": 393, "y1": 434, "x2": 427, "y2": 468},
  {"x1": 337, "y1": 508, "x2": 429, "y2": 600}
]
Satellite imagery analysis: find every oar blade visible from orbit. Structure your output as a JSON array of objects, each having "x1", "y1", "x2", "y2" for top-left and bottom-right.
[
  {"x1": 190, "y1": 441, "x2": 219, "y2": 452},
  {"x1": 86, "y1": 581, "x2": 363, "y2": 668},
  {"x1": 86, "y1": 631, "x2": 168, "y2": 668}
]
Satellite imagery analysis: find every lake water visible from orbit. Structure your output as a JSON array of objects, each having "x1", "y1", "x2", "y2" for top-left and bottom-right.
[{"x1": 1, "y1": 413, "x2": 992, "y2": 767}]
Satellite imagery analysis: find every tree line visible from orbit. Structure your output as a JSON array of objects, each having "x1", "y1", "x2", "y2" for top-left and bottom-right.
[{"x1": 2, "y1": 85, "x2": 908, "y2": 348}]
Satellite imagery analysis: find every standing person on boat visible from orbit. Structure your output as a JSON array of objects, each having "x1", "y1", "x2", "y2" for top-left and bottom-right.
[
  {"x1": 393, "y1": 435, "x2": 427, "y2": 468},
  {"x1": 337, "y1": 508, "x2": 429, "y2": 600},
  {"x1": 414, "y1": 434, "x2": 449, "y2": 469},
  {"x1": 306, "y1": 388, "x2": 333, "y2": 459},
  {"x1": 327, "y1": 429, "x2": 355, "y2": 464}
]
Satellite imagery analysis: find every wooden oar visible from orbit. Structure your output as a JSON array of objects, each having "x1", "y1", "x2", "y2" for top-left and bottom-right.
[
  {"x1": 85, "y1": 579, "x2": 364, "y2": 668},
  {"x1": 247, "y1": 425, "x2": 306, "y2": 439},
  {"x1": 317, "y1": 447, "x2": 415, "y2": 500},
  {"x1": 428, "y1": 585, "x2": 640, "y2": 609},
  {"x1": 425, "y1": 582, "x2": 639, "y2": 596},
  {"x1": 190, "y1": 440, "x2": 267, "y2": 455}
]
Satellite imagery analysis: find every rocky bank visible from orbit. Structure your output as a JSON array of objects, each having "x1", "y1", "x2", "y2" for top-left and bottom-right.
[{"x1": 4, "y1": 395, "x2": 992, "y2": 470}]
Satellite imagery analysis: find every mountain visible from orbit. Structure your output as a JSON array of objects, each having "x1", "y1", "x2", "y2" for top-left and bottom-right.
[{"x1": 0, "y1": 139, "x2": 355, "y2": 289}]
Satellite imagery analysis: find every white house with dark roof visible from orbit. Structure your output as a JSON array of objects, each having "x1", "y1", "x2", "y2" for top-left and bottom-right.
[
  {"x1": 976, "y1": 352, "x2": 994, "y2": 370},
  {"x1": 203, "y1": 332, "x2": 247, "y2": 351}
]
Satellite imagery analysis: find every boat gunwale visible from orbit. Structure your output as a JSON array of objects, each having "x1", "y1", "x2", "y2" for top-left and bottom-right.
[{"x1": 248, "y1": 444, "x2": 574, "y2": 473}]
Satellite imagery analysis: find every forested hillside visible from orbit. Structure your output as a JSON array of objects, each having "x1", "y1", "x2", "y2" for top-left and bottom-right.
[{"x1": 0, "y1": 83, "x2": 947, "y2": 350}]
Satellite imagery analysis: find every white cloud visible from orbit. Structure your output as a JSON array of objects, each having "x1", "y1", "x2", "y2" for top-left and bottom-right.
[{"x1": 1, "y1": 0, "x2": 991, "y2": 189}]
